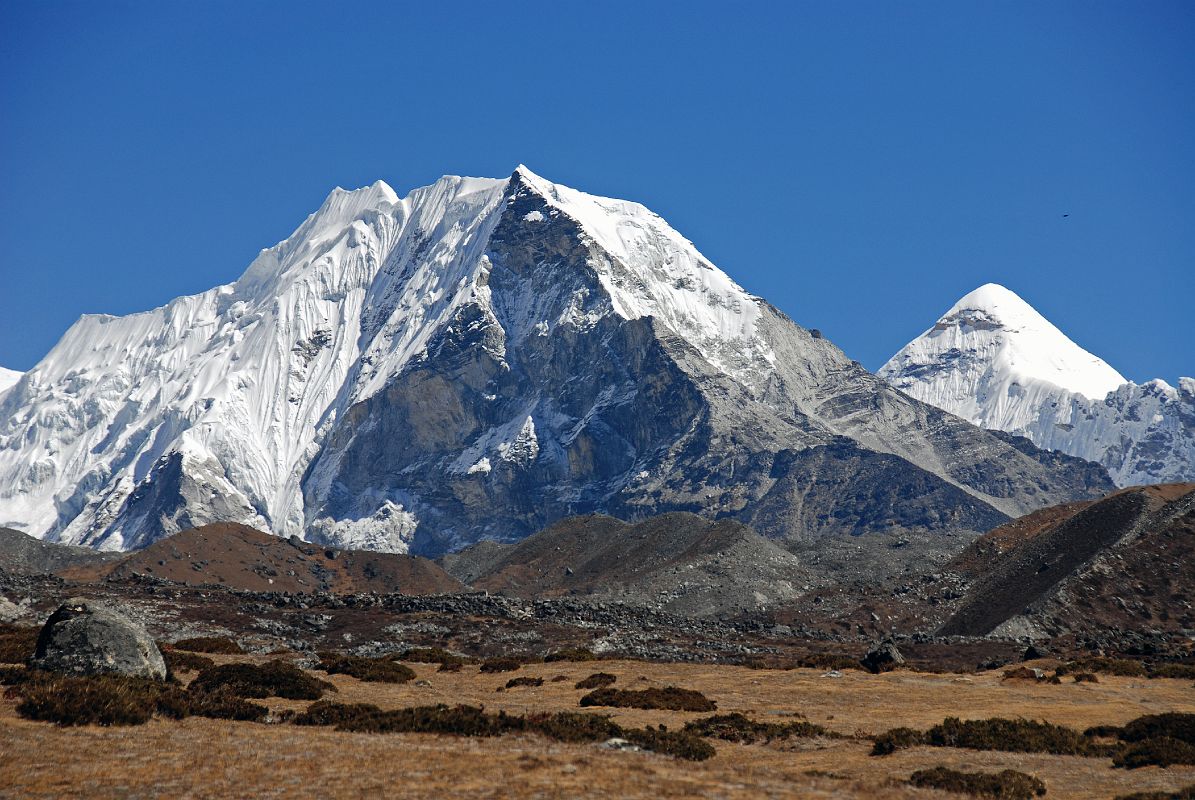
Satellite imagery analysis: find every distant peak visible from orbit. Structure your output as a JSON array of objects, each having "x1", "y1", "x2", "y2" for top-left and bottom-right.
[{"x1": 948, "y1": 283, "x2": 1042, "y2": 325}]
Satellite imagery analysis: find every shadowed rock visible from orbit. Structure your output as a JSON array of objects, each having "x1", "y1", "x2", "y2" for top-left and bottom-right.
[
  {"x1": 861, "y1": 640, "x2": 905, "y2": 674},
  {"x1": 29, "y1": 598, "x2": 166, "y2": 679}
]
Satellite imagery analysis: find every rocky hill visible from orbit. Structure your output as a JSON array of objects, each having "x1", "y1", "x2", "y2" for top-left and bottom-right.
[{"x1": 445, "y1": 512, "x2": 815, "y2": 617}]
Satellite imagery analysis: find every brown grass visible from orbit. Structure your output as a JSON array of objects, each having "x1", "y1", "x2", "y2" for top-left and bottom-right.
[
  {"x1": 170, "y1": 636, "x2": 245, "y2": 655},
  {"x1": 3, "y1": 658, "x2": 1195, "y2": 798}
]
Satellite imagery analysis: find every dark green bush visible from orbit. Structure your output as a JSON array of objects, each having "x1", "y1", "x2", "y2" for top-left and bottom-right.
[
  {"x1": 684, "y1": 712, "x2": 829, "y2": 743},
  {"x1": 1114, "y1": 737, "x2": 1195, "y2": 769},
  {"x1": 524, "y1": 711, "x2": 622, "y2": 742},
  {"x1": 579, "y1": 686, "x2": 716, "y2": 712},
  {"x1": 873, "y1": 717, "x2": 1109, "y2": 757},
  {"x1": 908, "y1": 766, "x2": 1046, "y2": 799},
  {"x1": 479, "y1": 657, "x2": 522, "y2": 674},
  {"x1": 317, "y1": 653, "x2": 416, "y2": 684},
  {"x1": 171, "y1": 636, "x2": 244, "y2": 654},
  {"x1": 188, "y1": 660, "x2": 334, "y2": 700},
  {"x1": 575, "y1": 672, "x2": 617, "y2": 690},
  {"x1": 336, "y1": 704, "x2": 524, "y2": 736}
]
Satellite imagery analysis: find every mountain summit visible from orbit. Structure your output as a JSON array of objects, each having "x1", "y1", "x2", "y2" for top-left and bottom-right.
[
  {"x1": 0, "y1": 170, "x2": 1110, "y2": 558},
  {"x1": 881, "y1": 283, "x2": 1193, "y2": 486}
]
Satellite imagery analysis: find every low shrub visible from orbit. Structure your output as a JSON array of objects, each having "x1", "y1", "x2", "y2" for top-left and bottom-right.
[
  {"x1": 188, "y1": 660, "x2": 334, "y2": 700},
  {"x1": 178, "y1": 687, "x2": 269, "y2": 722},
  {"x1": 544, "y1": 648, "x2": 598, "y2": 662},
  {"x1": 317, "y1": 653, "x2": 416, "y2": 684},
  {"x1": 1057, "y1": 657, "x2": 1147, "y2": 678},
  {"x1": 1074, "y1": 672, "x2": 1099, "y2": 683},
  {"x1": 0, "y1": 665, "x2": 29, "y2": 685},
  {"x1": 575, "y1": 672, "x2": 617, "y2": 690},
  {"x1": 437, "y1": 662, "x2": 463, "y2": 673},
  {"x1": 161, "y1": 649, "x2": 215, "y2": 674},
  {"x1": 683, "y1": 712, "x2": 829, "y2": 743},
  {"x1": 336, "y1": 704, "x2": 524, "y2": 736},
  {"x1": 171, "y1": 636, "x2": 244, "y2": 655},
  {"x1": 908, "y1": 766, "x2": 1046, "y2": 799},
  {"x1": 399, "y1": 647, "x2": 475, "y2": 667},
  {"x1": 524, "y1": 711, "x2": 622, "y2": 743},
  {"x1": 625, "y1": 725, "x2": 716, "y2": 761},
  {"x1": 1149, "y1": 664, "x2": 1195, "y2": 680},
  {"x1": 1121, "y1": 713, "x2": 1195, "y2": 745},
  {"x1": 504, "y1": 676, "x2": 543, "y2": 689},
  {"x1": 291, "y1": 700, "x2": 384, "y2": 727},
  {"x1": 479, "y1": 658, "x2": 522, "y2": 674},
  {"x1": 1085, "y1": 724, "x2": 1124, "y2": 738},
  {"x1": 0, "y1": 625, "x2": 39, "y2": 664},
  {"x1": 795, "y1": 653, "x2": 861, "y2": 672},
  {"x1": 925, "y1": 717, "x2": 1104, "y2": 756},
  {"x1": 579, "y1": 686, "x2": 716, "y2": 712},
  {"x1": 1114, "y1": 737, "x2": 1195, "y2": 769},
  {"x1": 872, "y1": 727, "x2": 927, "y2": 755},
  {"x1": 15, "y1": 675, "x2": 165, "y2": 726}
]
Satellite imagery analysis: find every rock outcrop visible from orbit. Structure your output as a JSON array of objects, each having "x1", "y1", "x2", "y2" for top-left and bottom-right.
[{"x1": 29, "y1": 598, "x2": 166, "y2": 679}]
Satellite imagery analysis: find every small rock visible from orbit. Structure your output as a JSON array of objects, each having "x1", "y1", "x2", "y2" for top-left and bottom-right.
[
  {"x1": 601, "y1": 737, "x2": 641, "y2": 752},
  {"x1": 821, "y1": 670, "x2": 844, "y2": 678},
  {"x1": 29, "y1": 598, "x2": 166, "y2": 679},
  {"x1": 414, "y1": 679, "x2": 433, "y2": 687}
]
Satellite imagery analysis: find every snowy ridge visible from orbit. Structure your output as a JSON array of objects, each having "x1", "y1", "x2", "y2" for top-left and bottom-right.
[
  {"x1": 0, "y1": 368, "x2": 21, "y2": 397},
  {"x1": 880, "y1": 283, "x2": 1194, "y2": 486},
  {"x1": 0, "y1": 167, "x2": 773, "y2": 551}
]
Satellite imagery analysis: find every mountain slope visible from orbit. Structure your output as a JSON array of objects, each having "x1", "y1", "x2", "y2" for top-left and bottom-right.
[
  {"x1": 880, "y1": 283, "x2": 1194, "y2": 486},
  {"x1": 0, "y1": 170, "x2": 1112, "y2": 558},
  {"x1": 449, "y1": 512, "x2": 815, "y2": 617},
  {"x1": 0, "y1": 368, "x2": 20, "y2": 397}
]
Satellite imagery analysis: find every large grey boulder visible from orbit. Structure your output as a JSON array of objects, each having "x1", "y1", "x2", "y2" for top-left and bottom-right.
[
  {"x1": 860, "y1": 639, "x2": 906, "y2": 674},
  {"x1": 29, "y1": 598, "x2": 166, "y2": 679}
]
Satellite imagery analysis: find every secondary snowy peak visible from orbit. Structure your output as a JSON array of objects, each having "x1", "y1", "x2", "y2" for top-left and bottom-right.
[
  {"x1": 0, "y1": 368, "x2": 21, "y2": 396},
  {"x1": 880, "y1": 283, "x2": 1193, "y2": 487}
]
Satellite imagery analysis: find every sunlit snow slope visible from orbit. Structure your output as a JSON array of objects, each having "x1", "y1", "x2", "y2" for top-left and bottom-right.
[
  {"x1": 0, "y1": 368, "x2": 21, "y2": 397},
  {"x1": 880, "y1": 283, "x2": 1194, "y2": 486}
]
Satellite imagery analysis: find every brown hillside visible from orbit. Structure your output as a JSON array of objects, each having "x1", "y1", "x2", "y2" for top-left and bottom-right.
[{"x1": 66, "y1": 523, "x2": 461, "y2": 595}]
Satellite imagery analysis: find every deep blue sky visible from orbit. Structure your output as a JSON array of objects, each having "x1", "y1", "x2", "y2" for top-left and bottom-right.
[{"x1": 2, "y1": 1, "x2": 1192, "y2": 382}]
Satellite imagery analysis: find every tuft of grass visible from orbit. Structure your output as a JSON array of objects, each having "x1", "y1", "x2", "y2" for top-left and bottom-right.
[
  {"x1": 1057, "y1": 657, "x2": 1147, "y2": 677},
  {"x1": 683, "y1": 712, "x2": 829, "y2": 743},
  {"x1": 317, "y1": 653, "x2": 416, "y2": 684},
  {"x1": 575, "y1": 672, "x2": 617, "y2": 690},
  {"x1": 188, "y1": 660, "x2": 334, "y2": 700},
  {"x1": 478, "y1": 657, "x2": 522, "y2": 674},
  {"x1": 291, "y1": 700, "x2": 384, "y2": 727},
  {"x1": 0, "y1": 624, "x2": 39, "y2": 665},
  {"x1": 543, "y1": 648, "x2": 598, "y2": 662},
  {"x1": 579, "y1": 686, "x2": 716, "y2": 712},
  {"x1": 171, "y1": 636, "x2": 244, "y2": 654},
  {"x1": 625, "y1": 725, "x2": 716, "y2": 761},
  {"x1": 794, "y1": 653, "x2": 861, "y2": 672},
  {"x1": 1073, "y1": 672, "x2": 1099, "y2": 683},
  {"x1": 522, "y1": 711, "x2": 622, "y2": 743},
  {"x1": 1114, "y1": 737, "x2": 1195, "y2": 769},
  {"x1": 504, "y1": 676, "x2": 543, "y2": 689},
  {"x1": 908, "y1": 766, "x2": 1046, "y2": 799}
]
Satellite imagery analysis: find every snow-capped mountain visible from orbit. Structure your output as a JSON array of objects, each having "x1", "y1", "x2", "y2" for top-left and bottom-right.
[
  {"x1": 880, "y1": 283, "x2": 1194, "y2": 486},
  {"x1": 0, "y1": 368, "x2": 21, "y2": 396},
  {"x1": 0, "y1": 170, "x2": 1112, "y2": 556}
]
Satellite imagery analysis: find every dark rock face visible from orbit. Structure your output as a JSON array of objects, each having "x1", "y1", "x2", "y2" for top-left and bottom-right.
[
  {"x1": 29, "y1": 598, "x2": 166, "y2": 679},
  {"x1": 861, "y1": 640, "x2": 905, "y2": 673}
]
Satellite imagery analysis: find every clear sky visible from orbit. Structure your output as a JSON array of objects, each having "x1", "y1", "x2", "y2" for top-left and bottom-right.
[{"x1": 1, "y1": 1, "x2": 1191, "y2": 382}]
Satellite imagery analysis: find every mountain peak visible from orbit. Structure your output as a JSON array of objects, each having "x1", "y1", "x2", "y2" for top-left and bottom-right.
[{"x1": 886, "y1": 283, "x2": 1126, "y2": 404}]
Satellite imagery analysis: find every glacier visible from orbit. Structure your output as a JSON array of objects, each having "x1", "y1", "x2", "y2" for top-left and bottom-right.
[
  {"x1": 0, "y1": 171, "x2": 1113, "y2": 557},
  {"x1": 880, "y1": 283, "x2": 1194, "y2": 486}
]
